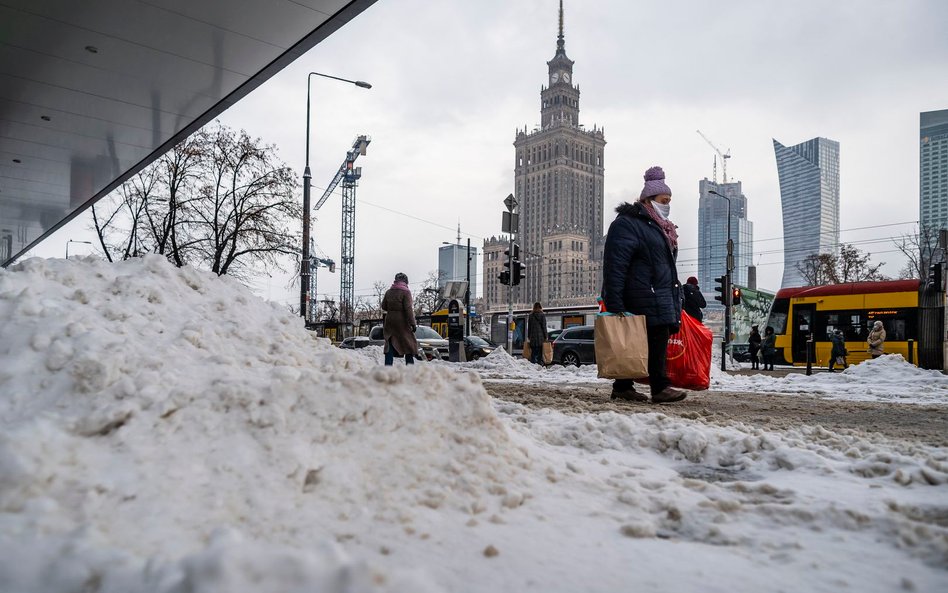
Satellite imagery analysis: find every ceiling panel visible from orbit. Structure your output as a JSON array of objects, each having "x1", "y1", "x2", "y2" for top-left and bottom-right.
[{"x1": 0, "y1": 0, "x2": 374, "y2": 266}]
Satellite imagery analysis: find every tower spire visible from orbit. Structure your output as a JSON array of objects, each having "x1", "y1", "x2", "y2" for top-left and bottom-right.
[{"x1": 557, "y1": 0, "x2": 565, "y2": 53}]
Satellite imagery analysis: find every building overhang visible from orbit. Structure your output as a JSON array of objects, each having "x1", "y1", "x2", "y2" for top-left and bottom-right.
[{"x1": 0, "y1": 0, "x2": 376, "y2": 266}]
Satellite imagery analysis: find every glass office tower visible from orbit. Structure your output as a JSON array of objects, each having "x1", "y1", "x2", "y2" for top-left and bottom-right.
[
  {"x1": 697, "y1": 179, "x2": 753, "y2": 303},
  {"x1": 921, "y1": 109, "x2": 948, "y2": 234},
  {"x1": 773, "y1": 137, "x2": 840, "y2": 288}
]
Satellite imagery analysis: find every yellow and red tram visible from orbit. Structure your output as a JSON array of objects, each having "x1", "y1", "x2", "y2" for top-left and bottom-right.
[{"x1": 767, "y1": 279, "x2": 921, "y2": 366}]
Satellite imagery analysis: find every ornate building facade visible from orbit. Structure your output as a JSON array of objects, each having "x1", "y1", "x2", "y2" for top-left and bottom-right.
[{"x1": 483, "y1": 2, "x2": 605, "y2": 312}]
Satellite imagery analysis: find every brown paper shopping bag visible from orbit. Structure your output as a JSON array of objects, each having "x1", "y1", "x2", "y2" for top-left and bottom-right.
[
  {"x1": 594, "y1": 313, "x2": 649, "y2": 379},
  {"x1": 542, "y1": 341, "x2": 553, "y2": 365},
  {"x1": 522, "y1": 339, "x2": 532, "y2": 360}
]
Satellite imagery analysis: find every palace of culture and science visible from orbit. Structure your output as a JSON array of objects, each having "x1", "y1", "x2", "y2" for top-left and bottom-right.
[{"x1": 483, "y1": 2, "x2": 606, "y2": 312}]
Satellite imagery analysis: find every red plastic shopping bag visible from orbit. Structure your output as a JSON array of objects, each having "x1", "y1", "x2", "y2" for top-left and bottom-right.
[{"x1": 665, "y1": 311, "x2": 713, "y2": 390}]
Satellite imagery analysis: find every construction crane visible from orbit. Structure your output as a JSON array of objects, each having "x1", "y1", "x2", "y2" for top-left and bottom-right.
[
  {"x1": 314, "y1": 134, "x2": 370, "y2": 328},
  {"x1": 696, "y1": 130, "x2": 731, "y2": 183},
  {"x1": 306, "y1": 247, "x2": 335, "y2": 326}
]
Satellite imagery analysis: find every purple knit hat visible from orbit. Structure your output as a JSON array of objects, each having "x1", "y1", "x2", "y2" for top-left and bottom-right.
[{"x1": 639, "y1": 166, "x2": 672, "y2": 199}]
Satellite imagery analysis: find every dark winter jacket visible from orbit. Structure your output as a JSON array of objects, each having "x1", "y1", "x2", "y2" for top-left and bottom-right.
[
  {"x1": 748, "y1": 329, "x2": 762, "y2": 355},
  {"x1": 528, "y1": 311, "x2": 548, "y2": 345},
  {"x1": 762, "y1": 333, "x2": 776, "y2": 357},
  {"x1": 682, "y1": 283, "x2": 706, "y2": 321},
  {"x1": 830, "y1": 332, "x2": 847, "y2": 358},
  {"x1": 602, "y1": 201, "x2": 682, "y2": 330}
]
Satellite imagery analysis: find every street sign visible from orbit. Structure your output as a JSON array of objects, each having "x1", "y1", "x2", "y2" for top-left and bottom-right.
[
  {"x1": 503, "y1": 193, "x2": 518, "y2": 212},
  {"x1": 502, "y1": 211, "x2": 519, "y2": 233}
]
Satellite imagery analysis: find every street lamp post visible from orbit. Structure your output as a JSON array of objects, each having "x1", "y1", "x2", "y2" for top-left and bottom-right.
[
  {"x1": 65, "y1": 239, "x2": 92, "y2": 259},
  {"x1": 442, "y1": 239, "x2": 477, "y2": 336},
  {"x1": 301, "y1": 72, "x2": 371, "y2": 321},
  {"x1": 709, "y1": 189, "x2": 733, "y2": 371}
]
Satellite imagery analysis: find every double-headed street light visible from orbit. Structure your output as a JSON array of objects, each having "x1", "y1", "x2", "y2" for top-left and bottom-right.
[
  {"x1": 708, "y1": 189, "x2": 734, "y2": 371},
  {"x1": 65, "y1": 239, "x2": 92, "y2": 259},
  {"x1": 300, "y1": 72, "x2": 372, "y2": 320}
]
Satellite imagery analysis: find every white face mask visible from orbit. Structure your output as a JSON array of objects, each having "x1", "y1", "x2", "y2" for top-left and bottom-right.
[{"x1": 652, "y1": 201, "x2": 671, "y2": 219}]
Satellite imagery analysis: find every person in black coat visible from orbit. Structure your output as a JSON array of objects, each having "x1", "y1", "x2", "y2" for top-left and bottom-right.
[
  {"x1": 682, "y1": 276, "x2": 706, "y2": 322},
  {"x1": 748, "y1": 325, "x2": 762, "y2": 370},
  {"x1": 602, "y1": 166, "x2": 688, "y2": 404},
  {"x1": 527, "y1": 302, "x2": 548, "y2": 365}
]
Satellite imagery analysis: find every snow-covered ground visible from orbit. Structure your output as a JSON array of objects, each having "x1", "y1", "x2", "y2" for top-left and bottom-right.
[{"x1": 1, "y1": 256, "x2": 946, "y2": 593}]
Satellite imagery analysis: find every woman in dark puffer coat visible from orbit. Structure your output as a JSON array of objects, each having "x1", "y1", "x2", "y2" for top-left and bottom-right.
[{"x1": 602, "y1": 166, "x2": 688, "y2": 404}]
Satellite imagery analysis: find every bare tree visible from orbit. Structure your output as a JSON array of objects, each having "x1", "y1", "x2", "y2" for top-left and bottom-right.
[
  {"x1": 796, "y1": 243, "x2": 887, "y2": 285},
  {"x1": 91, "y1": 121, "x2": 300, "y2": 281},
  {"x1": 893, "y1": 224, "x2": 941, "y2": 279},
  {"x1": 413, "y1": 270, "x2": 446, "y2": 315}
]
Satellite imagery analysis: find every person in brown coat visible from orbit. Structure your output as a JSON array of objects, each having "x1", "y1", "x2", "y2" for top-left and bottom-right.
[{"x1": 381, "y1": 272, "x2": 419, "y2": 365}]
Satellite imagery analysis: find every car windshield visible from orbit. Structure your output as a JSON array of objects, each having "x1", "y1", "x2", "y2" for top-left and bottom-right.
[
  {"x1": 467, "y1": 336, "x2": 490, "y2": 347},
  {"x1": 415, "y1": 326, "x2": 443, "y2": 339}
]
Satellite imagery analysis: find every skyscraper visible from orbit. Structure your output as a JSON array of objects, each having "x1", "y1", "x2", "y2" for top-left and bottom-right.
[
  {"x1": 483, "y1": 1, "x2": 605, "y2": 311},
  {"x1": 773, "y1": 137, "x2": 840, "y2": 288},
  {"x1": 697, "y1": 179, "x2": 753, "y2": 299},
  {"x1": 920, "y1": 109, "x2": 948, "y2": 234},
  {"x1": 438, "y1": 243, "x2": 477, "y2": 298}
]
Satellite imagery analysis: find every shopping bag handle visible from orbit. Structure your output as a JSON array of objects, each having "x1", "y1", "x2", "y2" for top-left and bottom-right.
[{"x1": 597, "y1": 312, "x2": 636, "y2": 317}]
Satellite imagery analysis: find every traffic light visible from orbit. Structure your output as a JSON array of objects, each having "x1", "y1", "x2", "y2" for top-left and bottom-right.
[
  {"x1": 498, "y1": 270, "x2": 511, "y2": 285},
  {"x1": 512, "y1": 261, "x2": 526, "y2": 285},
  {"x1": 713, "y1": 275, "x2": 729, "y2": 304},
  {"x1": 731, "y1": 287, "x2": 742, "y2": 306},
  {"x1": 503, "y1": 243, "x2": 522, "y2": 286}
]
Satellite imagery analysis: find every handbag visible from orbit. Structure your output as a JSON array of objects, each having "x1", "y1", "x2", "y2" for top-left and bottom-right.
[
  {"x1": 542, "y1": 341, "x2": 553, "y2": 365},
  {"x1": 594, "y1": 313, "x2": 649, "y2": 379},
  {"x1": 665, "y1": 311, "x2": 713, "y2": 390},
  {"x1": 836, "y1": 356, "x2": 845, "y2": 365}
]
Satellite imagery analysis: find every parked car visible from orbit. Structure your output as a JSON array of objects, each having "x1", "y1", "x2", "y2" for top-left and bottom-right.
[
  {"x1": 552, "y1": 325, "x2": 597, "y2": 366},
  {"x1": 464, "y1": 335, "x2": 496, "y2": 360},
  {"x1": 547, "y1": 328, "x2": 565, "y2": 342},
  {"x1": 367, "y1": 325, "x2": 449, "y2": 361},
  {"x1": 339, "y1": 336, "x2": 371, "y2": 349}
]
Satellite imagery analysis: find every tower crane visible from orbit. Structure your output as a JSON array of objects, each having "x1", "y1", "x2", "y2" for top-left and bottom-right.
[
  {"x1": 696, "y1": 130, "x2": 731, "y2": 183},
  {"x1": 314, "y1": 134, "x2": 370, "y2": 328}
]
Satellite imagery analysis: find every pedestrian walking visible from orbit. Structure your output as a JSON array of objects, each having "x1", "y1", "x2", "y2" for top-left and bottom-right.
[
  {"x1": 381, "y1": 272, "x2": 418, "y2": 366},
  {"x1": 602, "y1": 165, "x2": 688, "y2": 404},
  {"x1": 527, "y1": 302, "x2": 548, "y2": 365},
  {"x1": 682, "y1": 276, "x2": 707, "y2": 322},
  {"x1": 748, "y1": 325, "x2": 762, "y2": 370},
  {"x1": 829, "y1": 329, "x2": 848, "y2": 371},
  {"x1": 761, "y1": 326, "x2": 776, "y2": 371},
  {"x1": 867, "y1": 320, "x2": 886, "y2": 358}
]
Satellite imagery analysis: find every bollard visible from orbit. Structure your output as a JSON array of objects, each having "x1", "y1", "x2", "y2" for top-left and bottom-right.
[
  {"x1": 908, "y1": 339, "x2": 914, "y2": 365},
  {"x1": 805, "y1": 333, "x2": 813, "y2": 376},
  {"x1": 721, "y1": 340, "x2": 727, "y2": 372}
]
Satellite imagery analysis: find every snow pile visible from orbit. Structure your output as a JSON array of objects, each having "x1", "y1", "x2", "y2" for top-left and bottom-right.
[
  {"x1": 711, "y1": 354, "x2": 948, "y2": 403},
  {"x1": 1, "y1": 256, "x2": 947, "y2": 593},
  {"x1": 0, "y1": 256, "x2": 533, "y2": 592},
  {"x1": 463, "y1": 346, "x2": 600, "y2": 383}
]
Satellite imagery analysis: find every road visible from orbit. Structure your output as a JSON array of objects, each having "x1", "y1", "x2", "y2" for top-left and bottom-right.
[{"x1": 483, "y1": 380, "x2": 948, "y2": 447}]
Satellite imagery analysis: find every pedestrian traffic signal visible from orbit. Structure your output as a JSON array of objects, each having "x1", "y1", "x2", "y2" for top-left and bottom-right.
[
  {"x1": 713, "y1": 275, "x2": 729, "y2": 304},
  {"x1": 498, "y1": 270, "x2": 511, "y2": 285},
  {"x1": 512, "y1": 261, "x2": 526, "y2": 285},
  {"x1": 928, "y1": 263, "x2": 943, "y2": 291},
  {"x1": 731, "y1": 287, "x2": 742, "y2": 306}
]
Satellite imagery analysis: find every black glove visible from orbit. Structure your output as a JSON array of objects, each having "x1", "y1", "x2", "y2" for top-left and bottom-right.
[{"x1": 669, "y1": 323, "x2": 681, "y2": 335}]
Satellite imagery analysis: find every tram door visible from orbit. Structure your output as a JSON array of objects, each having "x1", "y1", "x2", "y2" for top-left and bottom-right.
[{"x1": 791, "y1": 304, "x2": 815, "y2": 363}]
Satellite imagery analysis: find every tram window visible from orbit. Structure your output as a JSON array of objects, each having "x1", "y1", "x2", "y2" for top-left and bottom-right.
[{"x1": 769, "y1": 312, "x2": 788, "y2": 334}]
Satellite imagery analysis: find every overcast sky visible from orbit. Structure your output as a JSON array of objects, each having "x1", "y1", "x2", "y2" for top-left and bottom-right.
[{"x1": 36, "y1": 0, "x2": 948, "y2": 309}]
